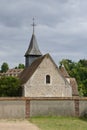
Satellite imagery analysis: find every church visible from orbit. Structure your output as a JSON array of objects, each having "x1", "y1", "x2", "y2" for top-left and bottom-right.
[{"x1": 19, "y1": 21, "x2": 79, "y2": 97}]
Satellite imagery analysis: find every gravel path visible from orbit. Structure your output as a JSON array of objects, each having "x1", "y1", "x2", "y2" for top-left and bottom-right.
[{"x1": 0, "y1": 119, "x2": 40, "y2": 130}]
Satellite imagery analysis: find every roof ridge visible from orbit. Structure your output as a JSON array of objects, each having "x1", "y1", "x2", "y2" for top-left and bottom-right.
[
  {"x1": 19, "y1": 54, "x2": 46, "y2": 84},
  {"x1": 59, "y1": 65, "x2": 70, "y2": 78}
]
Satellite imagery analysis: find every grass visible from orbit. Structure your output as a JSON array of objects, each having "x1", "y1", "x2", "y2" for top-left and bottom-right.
[{"x1": 29, "y1": 116, "x2": 87, "y2": 130}]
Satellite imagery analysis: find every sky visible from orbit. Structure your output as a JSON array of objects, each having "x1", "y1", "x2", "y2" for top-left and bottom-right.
[{"x1": 0, "y1": 0, "x2": 87, "y2": 68}]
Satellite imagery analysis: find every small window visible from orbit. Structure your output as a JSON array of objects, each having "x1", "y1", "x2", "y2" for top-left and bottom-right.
[{"x1": 46, "y1": 75, "x2": 50, "y2": 84}]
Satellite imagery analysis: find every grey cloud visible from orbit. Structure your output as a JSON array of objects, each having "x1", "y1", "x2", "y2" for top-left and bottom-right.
[{"x1": 0, "y1": 0, "x2": 87, "y2": 68}]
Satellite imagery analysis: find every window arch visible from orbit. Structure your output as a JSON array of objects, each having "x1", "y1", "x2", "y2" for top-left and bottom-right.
[{"x1": 46, "y1": 75, "x2": 50, "y2": 84}]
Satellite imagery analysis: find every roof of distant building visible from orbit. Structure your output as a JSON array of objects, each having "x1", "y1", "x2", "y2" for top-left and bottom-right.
[{"x1": 0, "y1": 68, "x2": 23, "y2": 77}]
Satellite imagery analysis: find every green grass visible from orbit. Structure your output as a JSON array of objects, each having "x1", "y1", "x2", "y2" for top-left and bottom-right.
[{"x1": 29, "y1": 116, "x2": 87, "y2": 130}]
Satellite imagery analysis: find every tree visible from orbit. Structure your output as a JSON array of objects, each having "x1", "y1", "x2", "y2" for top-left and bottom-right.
[
  {"x1": 15, "y1": 63, "x2": 25, "y2": 69},
  {"x1": 59, "y1": 59, "x2": 87, "y2": 97},
  {"x1": 18, "y1": 64, "x2": 25, "y2": 69},
  {"x1": 0, "y1": 76, "x2": 22, "y2": 97},
  {"x1": 1, "y1": 62, "x2": 9, "y2": 73}
]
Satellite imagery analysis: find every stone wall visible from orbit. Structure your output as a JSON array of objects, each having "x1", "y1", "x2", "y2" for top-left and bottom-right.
[
  {"x1": 29, "y1": 97, "x2": 87, "y2": 117},
  {"x1": 0, "y1": 98, "x2": 26, "y2": 119},
  {"x1": 0, "y1": 97, "x2": 87, "y2": 118},
  {"x1": 30, "y1": 100, "x2": 75, "y2": 117},
  {"x1": 79, "y1": 98, "x2": 87, "y2": 117}
]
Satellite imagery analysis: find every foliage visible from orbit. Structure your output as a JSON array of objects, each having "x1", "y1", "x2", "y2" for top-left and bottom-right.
[
  {"x1": 1, "y1": 62, "x2": 9, "y2": 72},
  {"x1": 15, "y1": 63, "x2": 25, "y2": 69},
  {"x1": 30, "y1": 116, "x2": 87, "y2": 130},
  {"x1": 0, "y1": 76, "x2": 22, "y2": 97},
  {"x1": 59, "y1": 59, "x2": 87, "y2": 96},
  {"x1": 18, "y1": 63, "x2": 25, "y2": 69}
]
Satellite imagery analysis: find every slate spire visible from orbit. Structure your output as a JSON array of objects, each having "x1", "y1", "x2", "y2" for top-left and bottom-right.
[
  {"x1": 25, "y1": 34, "x2": 42, "y2": 56},
  {"x1": 25, "y1": 18, "x2": 42, "y2": 67}
]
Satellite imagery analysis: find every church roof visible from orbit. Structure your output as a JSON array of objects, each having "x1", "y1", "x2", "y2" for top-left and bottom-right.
[
  {"x1": 59, "y1": 66, "x2": 79, "y2": 96},
  {"x1": 69, "y1": 78, "x2": 79, "y2": 96},
  {"x1": 25, "y1": 34, "x2": 42, "y2": 56},
  {"x1": 19, "y1": 54, "x2": 46, "y2": 84},
  {"x1": 59, "y1": 65, "x2": 70, "y2": 78}
]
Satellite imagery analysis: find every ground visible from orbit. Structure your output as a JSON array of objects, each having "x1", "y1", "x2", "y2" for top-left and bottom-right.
[
  {"x1": 0, "y1": 119, "x2": 40, "y2": 130},
  {"x1": 30, "y1": 116, "x2": 87, "y2": 130}
]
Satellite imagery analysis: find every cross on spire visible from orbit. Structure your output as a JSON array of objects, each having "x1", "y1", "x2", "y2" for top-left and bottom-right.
[{"x1": 32, "y1": 18, "x2": 36, "y2": 34}]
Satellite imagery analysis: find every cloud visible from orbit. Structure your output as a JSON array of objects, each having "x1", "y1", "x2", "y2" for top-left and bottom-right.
[{"x1": 0, "y1": 0, "x2": 87, "y2": 68}]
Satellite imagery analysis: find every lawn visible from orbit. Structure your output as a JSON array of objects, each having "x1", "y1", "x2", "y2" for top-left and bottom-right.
[{"x1": 29, "y1": 116, "x2": 87, "y2": 130}]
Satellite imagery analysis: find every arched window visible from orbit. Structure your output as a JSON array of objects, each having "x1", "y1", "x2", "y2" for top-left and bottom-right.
[{"x1": 46, "y1": 75, "x2": 50, "y2": 84}]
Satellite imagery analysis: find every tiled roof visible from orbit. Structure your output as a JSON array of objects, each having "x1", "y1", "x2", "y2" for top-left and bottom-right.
[
  {"x1": 6, "y1": 69, "x2": 23, "y2": 73},
  {"x1": 59, "y1": 66, "x2": 79, "y2": 96},
  {"x1": 19, "y1": 54, "x2": 46, "y2": 84},
  {"x1": 69, "y1": 78, "x2": 79, "y2": 96},
  {"x1": 59, "y1": 66, "x2": 70, "y2": 78},
  {"x1": 1, "y1": 69, "x2": 23, "y2": 77}
]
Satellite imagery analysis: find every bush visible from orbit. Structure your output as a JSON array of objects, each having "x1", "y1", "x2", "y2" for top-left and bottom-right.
[{"x1": 0, "y1": 76, "x2": 22, "y2": 97}]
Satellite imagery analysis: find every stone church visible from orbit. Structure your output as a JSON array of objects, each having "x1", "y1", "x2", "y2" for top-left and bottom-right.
[{"x1": 19, "y1": 22, "x2": 79, "y2": 97}]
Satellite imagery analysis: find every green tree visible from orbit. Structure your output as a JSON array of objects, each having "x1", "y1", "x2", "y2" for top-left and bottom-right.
[
  {"x1": 0, "y1": 76, "x2": 22, "y2": 97},
  {"x1": 15, "y1": 63, "x2": 25, "y2": 69},
  {"x1": 1, "y1": 62, "x2": 9, "y2": 73},
  {"x1": 59, "y1": 59, "x2": 87, "y2": 97},
  {"x1": 18, "y1": 64, "x2": 25, "y2": 69}
]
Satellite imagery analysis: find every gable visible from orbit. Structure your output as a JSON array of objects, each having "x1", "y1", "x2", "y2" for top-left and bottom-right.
[
  {"x1": 26, "y1": 54, "x2": 71, "y2": 88},
  {"x1": 21, "y1": 53, "x2": 72, "y2": 97}
]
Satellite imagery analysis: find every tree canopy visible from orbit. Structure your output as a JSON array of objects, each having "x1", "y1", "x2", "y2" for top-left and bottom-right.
[
  {"x1": 59, "y1": 59, "x2": 87, "y2": 97},
  {"x1": 15, "y1": 63, "x2": 25, "y2": 69},
  {"x1": 1, "y1": 62, "x2": 9, "y2": 73},
  {"x1": 0, "y1": 76, "x2": 22, "y2": 97}
]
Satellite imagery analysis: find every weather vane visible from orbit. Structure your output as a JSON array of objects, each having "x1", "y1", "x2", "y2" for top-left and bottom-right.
[{"x1": 31, "y1": 18, "x2": 36, "y2": 34}]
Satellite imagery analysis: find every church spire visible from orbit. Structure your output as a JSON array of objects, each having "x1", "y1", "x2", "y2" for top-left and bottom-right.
[{"x1": 24, "y1": 19, "x2": 42, "y2": 67}]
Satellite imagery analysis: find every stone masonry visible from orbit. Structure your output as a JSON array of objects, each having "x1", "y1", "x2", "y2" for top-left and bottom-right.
[{"x1": 24, "y1": 54, "x2": 72, "y2": 97}]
